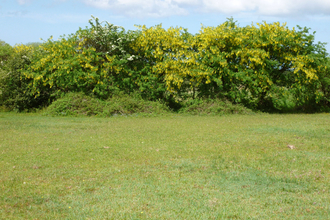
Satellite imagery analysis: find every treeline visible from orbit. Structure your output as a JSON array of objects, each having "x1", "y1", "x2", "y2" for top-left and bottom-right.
[{"x1": 0, "y1": 16, "x2": 329, "y2": 112}]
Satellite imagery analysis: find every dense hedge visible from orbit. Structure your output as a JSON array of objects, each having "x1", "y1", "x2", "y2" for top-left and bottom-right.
[
  {"x1": 43, "y1": 92, "x2": 169, "y2": 116},
  {"x1": 0, "y1": 17, "x2": 329, "y2": 112}
]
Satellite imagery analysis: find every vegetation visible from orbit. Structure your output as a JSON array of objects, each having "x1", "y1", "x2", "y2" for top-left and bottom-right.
[
  {"x1": 0, "y1": 40, "x2": 13, "y2": 62},
  {"x1": 178, "y1": 98, "x2": 253, "y2": 115},
  {"x1": 0, "y1": 44, "x2": 51, "y2": 111},
  {"x1": 1, "y1": 113, "x2": 329, "y2": 219},
  {"x1": 43, "y1": 92, "x2": 169, "y2": 116},
  {"x1": 42, "y1": 91, "x2": 253, "y2": 117},
  {"x1": 0, "y1": 16, "x2": 329, "y2": 114},
  {"x1": 1, "y1": 16, "x2": 329, "y2": 219}
]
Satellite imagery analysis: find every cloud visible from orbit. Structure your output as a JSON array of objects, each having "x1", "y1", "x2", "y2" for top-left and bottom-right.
[
  {"x1": 219, "y1": 0, "x2": 330, "y2": 17},
  {"x1": 16, "y1": 0, "x2": 68, "y2": 6},
  {"x1": 83, "y1": 0, "x2": 190, "y2": 18},
  {"x1": 17, "y1": 0, "x2": 32, "y2": 5},
  {"x1": 82, "y1": 0, "x2": 330, "y2": 18}
]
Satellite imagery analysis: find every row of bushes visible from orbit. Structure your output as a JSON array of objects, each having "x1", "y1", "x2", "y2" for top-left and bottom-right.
[
  {"x1": 0, "y1": 16, "x2": 329, "y2": 113},
  {"x1": 42, "y1": 92, "x2": 252, "y2": 117}
]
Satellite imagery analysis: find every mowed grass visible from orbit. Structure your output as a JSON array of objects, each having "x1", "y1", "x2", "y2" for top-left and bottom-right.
[{"x1": 0, "y1": 113, "x2": 329, "y2": 219}]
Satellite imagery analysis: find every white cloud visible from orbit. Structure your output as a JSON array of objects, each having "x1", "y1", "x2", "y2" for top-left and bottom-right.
[
  {"x1": 244, "y1": 0, "x2": 330, "y2": 16},
  {"x1": 16, "y1": 0, "x2": 68, "y2": 6},
  {"x1": 173, "y1": 0, "x2": 200, "y2": 6},
  {"x1": 17, "y1": 0, "x2": 32, "y2": 5},
  {"x1": 201, "y1": 0, "x2": 330, "y2": 16},
  {"x1": 83, "y1": 0, "x2": 189, "y2": 18},
  {"x1": 202, "y1": 0, "x2": 256, "y2": 14},
  {"x1": 82, "y1": 0, "x2": 330, "y2": 18}
]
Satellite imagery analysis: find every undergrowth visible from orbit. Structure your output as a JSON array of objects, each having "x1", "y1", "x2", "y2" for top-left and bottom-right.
[
  {"x1": 179, "y1": 98, "x2": 253, "y2": 115},
  {"x1": 43, "y1": 92, "x2": 170, "y2": 116},
  {"x1": 42, "y1": 92, "x2": 254, "y2": 117}
]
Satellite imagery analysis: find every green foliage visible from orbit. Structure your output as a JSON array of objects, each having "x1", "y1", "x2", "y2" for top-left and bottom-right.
[
  {"x1": 2, "y1": 17, "x2": 329, "y2": 113},
  {"x1": 44, "y1": 92, "x2": 169, "y2": 116},
  {"x1": 0, "y1": 40, "x2": 13, "y2": 62},
  {"x1": 179, "y1": 98, "x2": 253, "y2": 115},
  {"x1": 43, "y1": 92, "x2": 104, "y2": 116},
  {"x1": 264, "y1": 85, "x2": 297, "y2": 112},
  {"x1": 25, "y1": 34, "x2": 104, "y2": 97},
  {"x1": 79, "y1": 15, "x2": 137, "y2": 58},
  {"x1": 0, "y1": 44, "x2": 51, "y2": 111},
  {"x1": 313, "y1": 56, "x2": 330, "y2": 111},
  {"x1": 133, "y1": 19, "x2": 330, "y2": 112},
  {"x1": 133, "y1": 24, "x2": 193, "y2": 101},
  {"x1": 24, "y1": 16, "x2": 145, "y2": 100},
  {"x1": 190, "y1": 19, "x2": 329, "y2": 111},
  {"x1": 25, "y1": 42, "x2": 43, "y2": 48}
]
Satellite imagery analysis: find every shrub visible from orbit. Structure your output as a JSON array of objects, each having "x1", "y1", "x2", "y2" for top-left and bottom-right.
[
  {"x1": 43, "y1": 92, "x2": 170, "y2": 116},
  {"x1": 133, "y1": 19, "x2": 329, "y2": 112},
  {"x1": 0, "y1": 40, "x2": 13, "y2": 63},
  {"x1": 103, "y1": 93, "x2": 170, "y2": 115},
  {"x1": 24, "y1": 16, "x2": 142, "y2": 101},
  {"x1": 133, "y1": 24, "x2": 194, "y2": 101},
  {"x1": 192, "y1": 19, "x2": 329, "y2": 111},
  {"x1": 0, "y1": 44, "x2": 51, "y2": 111},
  {"x1": 178, "y1": 98, "x2": 253, "y2": 115},
  {"x1": 3, "y1": 17, "x2": 329, "y2": 113}
]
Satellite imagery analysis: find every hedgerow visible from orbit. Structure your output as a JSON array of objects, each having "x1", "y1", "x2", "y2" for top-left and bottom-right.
[
  {"x1": 178, "y1": 98, "x2": 253, "y2": 115},
  {"x1": 0, "y1": 44, "x2": 51, "y2": 111},
  {"x1": 43, "y1": 92, "x2": 169, "y2": 116},
  {"x1": 0, "y1": 17, "x2": 329, "y2": 113}
]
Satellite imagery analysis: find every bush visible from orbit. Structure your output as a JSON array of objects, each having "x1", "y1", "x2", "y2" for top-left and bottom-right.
[
  {"x1": 0, "y1": 40, "x2": 13, "y2": 63},
  {"x1": 43, "y1": 92, "x2": 170, "y2": 116},
  {"x1": 133, "y1": 24, "x2": 193, "y2": 102},
  {"x1": 24, "y1": 16, "x2": 142, "y2": 101},
  {"x1": 133, "y1": 19, "x2": 330, "y2": 112},
  {"x1": 2, "y1": 17, "x2": 329, "y2": 113},
  {"x1": 178, "y1": 98, "x2": 253, "y2": 115},
  {"x1": 192, "y1": 19, "x2": 329, "y2": 111},
  {"x1": 263, "y1": 85, "x2": 297, "y2": 112},
  {"x1": 0, "y1": 44, "x2": 51, "y2": 111}
]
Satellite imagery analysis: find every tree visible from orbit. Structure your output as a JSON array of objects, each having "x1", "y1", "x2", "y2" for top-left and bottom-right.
[{"x1": 0, "y1": 40, "x2": 13, "y2": 63}]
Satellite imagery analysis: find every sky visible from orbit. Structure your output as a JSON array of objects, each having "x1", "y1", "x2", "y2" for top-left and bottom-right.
[{"x1": 1, "y1": 0, "x2": 330, "y2": 54}]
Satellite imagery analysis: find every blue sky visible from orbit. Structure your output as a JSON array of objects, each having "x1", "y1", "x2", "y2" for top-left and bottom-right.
[{"x1": 1, "y1": 0, "x2": 330, "y2": 53}]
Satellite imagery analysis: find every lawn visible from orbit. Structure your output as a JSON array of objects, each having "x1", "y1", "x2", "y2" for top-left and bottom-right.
[{"x1": 0, "y1": 112, "x2": 329, "y2": 219}]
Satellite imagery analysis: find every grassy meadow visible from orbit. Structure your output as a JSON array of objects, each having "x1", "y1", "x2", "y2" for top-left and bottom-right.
[{"x1": 0, "y1": 112, "x2": 329, "y2": 219}]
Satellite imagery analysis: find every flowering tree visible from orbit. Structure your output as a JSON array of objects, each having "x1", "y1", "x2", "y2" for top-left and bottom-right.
[
  {"x1": 24, "y1": 16, "x2": 141, "y2": 99},
  {"x1": 0, "y1": 44, "x2": 50, "y2": 110},
  {"x1": 2, "y1": 16, "x2": 328, "y2": 112}
]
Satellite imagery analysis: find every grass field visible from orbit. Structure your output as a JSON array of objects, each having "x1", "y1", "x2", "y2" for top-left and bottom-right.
[{"x1": 0, "y1": 112, "x2": 329, "y2": 219}]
